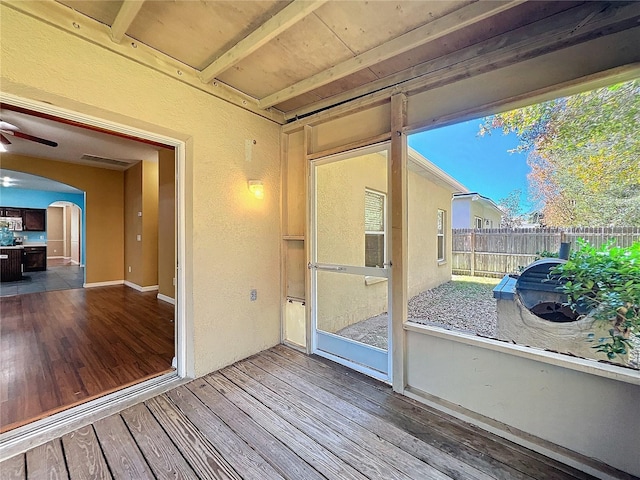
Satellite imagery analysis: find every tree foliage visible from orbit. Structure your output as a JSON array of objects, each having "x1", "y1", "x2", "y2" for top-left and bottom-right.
[
  {"x1": 498, "y1": 189, "x2": 523, "y2": 227},
  {"x1": 480, "y1": 80, "x2": 640, "y2": 226}
]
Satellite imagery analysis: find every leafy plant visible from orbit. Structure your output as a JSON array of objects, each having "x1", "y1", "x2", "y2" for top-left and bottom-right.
[{"x1": 551, "y1": 239, "x2": 640, "y2": 362}]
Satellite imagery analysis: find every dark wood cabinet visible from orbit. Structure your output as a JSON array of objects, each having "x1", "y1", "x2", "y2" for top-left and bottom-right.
[
  {"x1": 23, "y1": 246, "x2": 47, "y2": 272},
  {"x1": 1, "y1": 248, "x2": 23, "y2": 281},
  {"x1": 23, "y1": 209, "x2": 46, "y2": 231},
  {"x1": 2, "y1": 208, "x2": 23, "y2": 218}
]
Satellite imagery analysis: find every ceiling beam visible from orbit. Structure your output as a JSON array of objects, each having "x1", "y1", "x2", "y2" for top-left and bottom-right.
[
  {"x1": 259, "y1": 0, "x2": 526, "y2": 108},
  {"x1": 199, "y1": 0, "x2": 328, "y2": 84},
  {"x1": 110, "y1": 0, "x2": 145, "y2": 43},
  {"x1": 3, "y1": 0, "x2": 285, "y2": 124},
  {"x1": 282, "y1": 1, "x2": 640, "y2": 124}
]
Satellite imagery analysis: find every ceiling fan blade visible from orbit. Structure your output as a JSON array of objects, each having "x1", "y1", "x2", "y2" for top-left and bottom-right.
[
  {"x1": 0, "y1": 120, "x2": 19, "y2": 131},
  {"x1": 0, "y1": 133, "x2": 11, "y2": 145},
  {"x1": 10, "y1": 130, "x2": 58, "y2": 147}
]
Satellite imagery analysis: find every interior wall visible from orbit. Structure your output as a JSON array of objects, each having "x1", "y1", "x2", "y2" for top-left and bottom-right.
[
  {"x1": 158, "y1": 148, "x2": 176, "y2": 300},
  {"x1": 0, "y1": 156, "x2": 117, "y2": 283},
  {"x1": 124, "y1": 162, "x2": 143, "y2": 286},
  {"x1": 46, "y1": 206, "x2": 64, "y2": 257},
  {"x1": 1, "y1": 5, "x2": 281, "y2": 377},
  {"x1": 64, "y1": 205, "x2": 71, "y2": 257},
  {"x1": 142, "y1": 160, "x2": 159, "y2": 287}
]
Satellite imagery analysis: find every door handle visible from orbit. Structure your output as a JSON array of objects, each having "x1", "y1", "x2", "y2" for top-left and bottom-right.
[
  {"x1": 0, "y1": 255, "x2": 8, "y2": 260},
  {"x1": 316, "y1": 265, "x2": 346, "y2": 272}
]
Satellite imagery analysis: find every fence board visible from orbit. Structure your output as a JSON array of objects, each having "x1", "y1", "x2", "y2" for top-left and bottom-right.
[{"x1": 452, "y1": 227, "x2": 640, "y2": 277}]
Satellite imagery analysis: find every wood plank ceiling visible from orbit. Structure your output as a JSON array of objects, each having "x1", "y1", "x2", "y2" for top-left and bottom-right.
[{"x1": 31, "y1": 1, "x2": 640, "y2": 123}]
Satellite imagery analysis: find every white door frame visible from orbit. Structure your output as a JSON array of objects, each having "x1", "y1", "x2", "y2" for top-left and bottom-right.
[
  {"x1": 0, "y1": 93, "x2": 189, "y2": 460},
  {"x1": 309, "y1": 143, "x2": 393, "y2": 382}
]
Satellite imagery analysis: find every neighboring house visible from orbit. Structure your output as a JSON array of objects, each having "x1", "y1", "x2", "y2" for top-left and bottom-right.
[{"x1": 452, "y1": 192, "x2": 503, "y2": 229}]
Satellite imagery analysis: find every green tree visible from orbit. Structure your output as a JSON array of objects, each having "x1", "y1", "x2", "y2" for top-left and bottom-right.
[{"x1": 480, "y1": 80, "x2": 640, "y2": 226}]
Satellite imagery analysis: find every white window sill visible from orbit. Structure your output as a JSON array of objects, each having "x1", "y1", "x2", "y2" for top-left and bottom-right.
[
  {"x1": 437, "y1": 260, "x2": 447, "y2": 266},
  {"x1": 364, "y1": 276, "x2": 387, "y2": 286},
  {"x1": 404, "y1": 322, "x2": 640, "y2": 385}
]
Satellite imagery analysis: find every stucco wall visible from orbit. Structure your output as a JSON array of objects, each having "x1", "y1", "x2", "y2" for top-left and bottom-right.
[
  {"x1": 407, "y1": 172, "x2": 453, "y2": 299},
  {"x1": 1, "y1": 6, "x2": 281, "y2": 377},
  {"x1": 315, "y1": 152, "x2": 388, "y2": 333},
  {"x1": 406, "y1": 329, "x2": 640, "y2": 477},
  {"x1": 469, "y1": 201, "x2": 501, "y2": 229},
  {"x1": 315, "y1": 152, "x2": 455, "y2": 332}
]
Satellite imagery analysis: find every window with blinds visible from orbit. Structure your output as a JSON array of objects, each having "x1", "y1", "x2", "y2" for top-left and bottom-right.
[
  {"x1": 437, "y1": 209, "x2": 445, "y2": 261},
  {"x1": 365, "y1": 189, "x2": 385, "y2": 268}
]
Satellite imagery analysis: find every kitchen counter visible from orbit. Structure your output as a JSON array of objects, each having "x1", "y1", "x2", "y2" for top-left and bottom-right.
[
  {"x1": 0, "y1": 245, "x2": 25, "y2": 249},
  {"x1": 23, "y1": 243, "x2": 47, "y2": 247}
]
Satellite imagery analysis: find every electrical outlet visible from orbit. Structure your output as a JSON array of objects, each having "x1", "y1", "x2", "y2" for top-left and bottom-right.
[
  {"x1": 138, "y1": 211, "x2": 142, "y2": 217},
  {"x1": 40, "y1": 235, "x2": 44, "y2": 240},
  {"x1": 136, "y1": 234, "x2": 141, "y2": 241},
  {"x1": 250, "y1": 289, "x2": 257, "y2": 301},
  {"x1": 54, "y1": 249, "x2": 57, "y2": 253},
  {"x1": 128, "y1": 266, "x2": 132, "y2": 273}
]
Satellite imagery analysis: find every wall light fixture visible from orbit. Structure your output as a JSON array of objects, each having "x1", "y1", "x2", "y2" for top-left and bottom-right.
[{"x1": 248, "y1": 180, "x2": 264, "y2": 199}]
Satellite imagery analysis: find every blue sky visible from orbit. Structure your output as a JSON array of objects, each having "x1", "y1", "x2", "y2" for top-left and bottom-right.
[{"x1": 408, "y1": 118, "x2": 534, "y2": 211}]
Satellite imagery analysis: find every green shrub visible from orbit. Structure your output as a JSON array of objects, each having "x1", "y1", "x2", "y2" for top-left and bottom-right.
[{"x1": 551, "y1": 239, "x2": 640, "y2": 362}]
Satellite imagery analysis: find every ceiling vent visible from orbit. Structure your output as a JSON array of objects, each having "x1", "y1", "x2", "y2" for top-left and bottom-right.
[{"x1": 80, "y1": 154, "x2": 135, "y2": 167}]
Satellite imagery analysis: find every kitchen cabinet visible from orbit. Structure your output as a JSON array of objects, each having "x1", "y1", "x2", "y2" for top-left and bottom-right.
[
  {"x1": 1, "y1": 248, "x2": 23, "y2": 281},
  {"x1": 1, "y1": 208, "x2": 23, "y2": 218},
  {"x1": 23, "y1": 246, "x2": 47, "y2": 272},
  {"x1": 23, "y1": 209, "x2": 46, "y2": 231}
]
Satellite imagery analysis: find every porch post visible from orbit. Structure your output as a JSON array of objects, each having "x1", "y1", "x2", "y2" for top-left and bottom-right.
[{"x1": 390, "y1": 93, "x2": 408, "y2": 392}]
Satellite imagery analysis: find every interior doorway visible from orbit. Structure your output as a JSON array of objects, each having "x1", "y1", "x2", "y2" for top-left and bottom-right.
[{"x1": 0, "y1": 99, "x2": 183, "y2": 433}]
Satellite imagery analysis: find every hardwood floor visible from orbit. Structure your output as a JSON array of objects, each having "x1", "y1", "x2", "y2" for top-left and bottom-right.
[
  {"x1": 0, "y1": 286, "x2": 175, "y2": 432},
  {"x1": 1, "y1": 346, "x2": 623, "y2": 479}
]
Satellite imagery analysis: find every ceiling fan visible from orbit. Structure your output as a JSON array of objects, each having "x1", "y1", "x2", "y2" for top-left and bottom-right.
[{"x1": 0, "y1": 120, "x2": 58, "y2": 148}]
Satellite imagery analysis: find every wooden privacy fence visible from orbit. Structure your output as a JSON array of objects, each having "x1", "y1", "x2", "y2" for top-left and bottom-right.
[{"x1": 452, "y1": 227, "x2": 640, "y2": 278}]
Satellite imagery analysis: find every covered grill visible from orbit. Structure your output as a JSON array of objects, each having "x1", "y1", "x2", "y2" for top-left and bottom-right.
[{"x1": 515, "y1": 258, "x2": 576, "y2": 322}]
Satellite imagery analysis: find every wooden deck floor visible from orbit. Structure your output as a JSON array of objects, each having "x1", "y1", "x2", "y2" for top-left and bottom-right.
[{"x1": 1, "y1": 345, "x2": 602, "y2": 480}]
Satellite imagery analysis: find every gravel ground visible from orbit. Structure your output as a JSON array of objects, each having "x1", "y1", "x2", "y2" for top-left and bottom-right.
[
  {"x1": 408, "y1": 275, "x2": 500, "y2": 337},
  {"x1": 336, "y1": 275, "x2": 499, "y2": 349}
]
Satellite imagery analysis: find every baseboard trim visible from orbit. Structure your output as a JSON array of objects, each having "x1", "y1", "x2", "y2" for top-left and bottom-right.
[
  {"x1": 157, "y1": 293, "x2": 176, "y2": 305},
  {"x1": 83, "y1": 280, "x2": 124, "y2": 288},
  {"x1": 46, "y1": 256, "x2": 65, "y2": 259},
  {"x1": 70, "y1": 260, "x2": 80, "y2": 266},
  {"x1": 124, "y1": 281, "x2": 159, "y2": 292},
  {"x1": 403, "y1": 385, "x2": 632, "y2": 480}
]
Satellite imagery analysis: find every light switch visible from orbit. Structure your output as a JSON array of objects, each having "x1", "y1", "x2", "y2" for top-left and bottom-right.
[
  {"x1": 138, "y1": 211, "x2": 142, "y2": 217},
  {"x1": 136, "y1": 234, "x2": 141, "y2": 241}
]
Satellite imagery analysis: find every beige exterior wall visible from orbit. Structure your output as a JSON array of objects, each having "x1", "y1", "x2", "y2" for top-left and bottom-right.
[
  {"x1": 2, "y1": 6, "x2": 281, "y2": 377},
  {"x1": 1, "y1": 153, "x2": 124, "y2": 283},
  {"x1": 407, "y1": 173, "x2": 453, "y2": 299},
  {"x1": 315, "y1": 152, "x2": 388, "y2": 333},
  {"x1": 46, "y1": 206, "x2": 64, "y2": 257},
  {"x1": 315, "y1": 152, "x2": 456, "y2": 332}
]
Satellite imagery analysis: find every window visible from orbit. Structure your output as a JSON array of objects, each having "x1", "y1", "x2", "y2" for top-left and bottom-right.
[
  {"x1": 475, "y1": 216, "x2": 483, "y2": 229},
  {"x1": 437, "y1": 209, "x2": 446, "y2": 261},
  {"x1": 365, "y1": 189, "x2": 385, "y2": 267}
]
